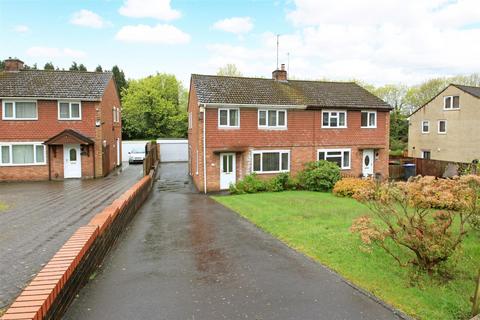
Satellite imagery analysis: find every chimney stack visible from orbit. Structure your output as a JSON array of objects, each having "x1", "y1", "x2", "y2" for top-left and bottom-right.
[
  {"x1": 272, "y1": 63, "x2": 287, "y2": 81},
  {"x1": 4, "y1": 58, "x2": 24, "y2": 72}
]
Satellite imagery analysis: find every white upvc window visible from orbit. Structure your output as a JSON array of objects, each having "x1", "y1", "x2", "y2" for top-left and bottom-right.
[
  {"x1": 113, "y1": 106, "x2": 120, "y2": 123},
  {"x1": 218, "y1": 108, "x2": 240, "y2": 128},
  {"x1": 438, "y1": 120, "x2": 447, "y2": 134},
  {"x1": 318, "y1": 148, "x2": 351, "y2": 170},
  {"x1": 58, "y1": 101, "x2": 81, "y2": 120},
  {"x1": 361, "y1": 111, "x2": 376, "y2": 128},
  {"x1": 422, "y1": 150, "x2": 431, "y2": 159},
  {"x1": 444, "y1": 96, "x2": 460, "y2": 110},
  {"x1": 0, "y1": 142, "x2": 46, "y2": 166},
  {"x1": 258, "y1": 109, "x2": 287, "y2": 129},
  {"x1": 322, "y1": 110, "x2": 347, "y2": 128},
  {"x1": 2, "y1": 101, "x2": 38, "y2": 120},
  {"x1": 252, "y1": 150, "x2": 290, "y2": 173},
  {"x1": 422, "y1": 120, "x2": 430, "y2": 133}
]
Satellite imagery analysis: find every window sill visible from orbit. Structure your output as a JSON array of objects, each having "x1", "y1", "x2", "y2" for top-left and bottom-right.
[
  {"x1": 360, "y1": 126, "x2": 377, "y2": 129},
  {"x1": 258, "y1": 127, "x2": 288, "y2": 130},
  {"x1": 252, "y1": 170, "x2": 290, "y2": 174},
  {"x1": 58, "y1": 118, "x2": 82, "y2": 121},
  {"x1": 321, "y1": 126, "x2": 347, "y2": 129},
  {"x1": 2, "y1": 118, "x2": 38, "y2": 121},
  {"x1": 0, "y1": 163, "x2": 47, "y2": 167},
  {"x1": 218, "y1": 126, "x2": 240, "y2": 129}
]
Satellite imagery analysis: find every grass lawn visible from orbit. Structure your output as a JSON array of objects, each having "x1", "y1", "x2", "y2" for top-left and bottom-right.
[{"x1": 212, "y1": 191, "x2": 480, "y2": 320}]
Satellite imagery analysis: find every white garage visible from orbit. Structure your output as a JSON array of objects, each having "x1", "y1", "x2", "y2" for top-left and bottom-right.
[{"x1": 157, "y1": 139, "x2": 188, "y2": 162}]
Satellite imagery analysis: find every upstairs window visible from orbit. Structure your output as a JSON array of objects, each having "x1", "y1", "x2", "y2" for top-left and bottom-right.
[
  {"x1": 58, "y1": 102, "x2": 81, "y2": 120},
  {"x1": 258, "y1": 109, "x2": 287, "y2": 129},
  {"x1": 361, "y1": 111, "x2": 376, "y2": 128},
  {"x1": 444, "y1": 96, "x2": 460, "y2": 109},
  {"x1": 318, "y1": 148, "x2": 351, "y2": 169},
  {"x1": 252, "y1": 150, "x2": 290, "y2": 173},
  {"x1": 218, "y1": 108, "x2": 239, "y2": 128},
  {"x1": 2, "y1": 101, "x2": 38, "y2": 120},
  {"x1": 422, "y1": 120, "x2": 430, "y2": 133},
  {"x1": 322, "y1": 111, "x2": 347, "y2": 128},
  {"x1": 422, "y1": 150, "x2": 431, "y2": 159},
  {"x1": 113, "y1": 107, "x2": 120, "y2": 123},
  {"x1": 438, "y1": 120, "x2": 447, "y2": 134}
]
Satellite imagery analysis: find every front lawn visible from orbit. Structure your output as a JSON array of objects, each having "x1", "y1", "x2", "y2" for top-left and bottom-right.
[{"x1": 212, "y1": 191, "x2": 479, "y2": 320}]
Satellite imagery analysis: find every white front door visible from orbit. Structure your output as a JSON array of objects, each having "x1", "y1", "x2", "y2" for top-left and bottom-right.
[
  {"x1": 362, "y1": 149, "x2": 374, "y2": 177},
  {"x1": 220, "y1": 153, "x2": 236, "y2": 190},
  {"x1": 64, "y1": 144, "x2": 82, "y2": 178},
  {"x1": 116, "y1": 138, "x2": 121, "y2": 166}
]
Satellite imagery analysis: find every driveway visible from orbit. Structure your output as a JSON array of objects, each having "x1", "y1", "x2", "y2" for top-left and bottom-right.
[
  {"x1": 0, "y1": 163, "x2": 143, "y2": 310},
  {"x1": 64, "y1": 162, "x2": 403, "y2": 320}
]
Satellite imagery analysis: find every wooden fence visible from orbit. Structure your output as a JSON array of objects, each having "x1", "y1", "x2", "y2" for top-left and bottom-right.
[
  {"x1": 389, "y1": 157, "x2": 478, "y2": 180},
  {"x1": 143, "y1": 141, "x2": 159, "y2": 176}
]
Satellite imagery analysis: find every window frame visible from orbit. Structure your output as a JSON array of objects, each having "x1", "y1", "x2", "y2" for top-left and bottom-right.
[
  {"x1": 317, "y1": 148, "x2": 351, "y2": 170},
  {"x1": 0, "y1": 142, "x2": 46, "y2": 166},
  {"x1": 251, "y1": 150, "x2": 290, "y2": 174},
  {"x1": 218, "y1": 108, "x2": 240, "y2": 128},
  {"x1": 421, "y1": 120, "x2": 430, "y2": 133},
  {"x1": 422, "y1": 150, "x2": 431, "y2": 159},
  {"x1": 257, "y1": 109, "x2": 287, "y2": 129},
  {"x1": 360, "y1": 111, "x2": 377, "y2": 128},
  {"x1": 2, "y1": 100, "x2": 38, "y2": 120},
  {"x1": 443, "y1": 96, "x2": 460, "y2": 110},
  {"x1": 188, "y1": 112, "x2": 192, "y2": 129},
  {"x1": 112, "y1": 106, "x2": 120, "y2": 123},
  {"x1": 321, "y1": 110, "x2": 347, "y2": 128},
  {"x1": 438, "y1": 120, "x2": 447, "y2": 134},
  {"x1": 57, "y1": 101, "x2": 82, "y2": 121}
]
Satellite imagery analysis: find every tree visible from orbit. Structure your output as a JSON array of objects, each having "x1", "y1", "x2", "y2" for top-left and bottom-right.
[
  {"x1": 217, "y1": 64, "x2": 242, "y2": 77},
  {"x1": 95, "y1": 65, "x2": 103, "y2": 72},
  {"x1": 0, "y1": 60, "x2": 4, "y2": 71},
  {"x1": 374, "y1": 84, "x2": 408, "y2": 112},
  {"x1": 111, "y1": 65, "x2": 127, "y2": 96},
  {"x1": 69, "y1": 62, "x2": 79, "y2": 71},
  {"x1": 44, "y1": 62, "x2": 55, "y2": 70},
  {"x1": 78, "y1": 64, "x2": 87, "y2": 71},
  {"x1": 121, "y1": 73, "x2": 188, "y2": 140}
]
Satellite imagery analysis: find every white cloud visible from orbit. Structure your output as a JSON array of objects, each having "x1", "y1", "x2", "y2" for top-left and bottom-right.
[
  {"x1": 119, "y1": 0, "x2": 181, "y2": 20},
  {"x1": 115, "y1": 24, "x2": 190, "y2": 44},
  {"x1": 70, "y1": 9, "x2": 108, "y2": 28},
  {"x1": 26, "y1": 47, "x2": 86, "y2": 59},
  {"x1": 212, "y1": 17, "x2": 253, "y2": 34},
  {"x1": 14, "y1": 25, "x2": 29, "y2": 33}
]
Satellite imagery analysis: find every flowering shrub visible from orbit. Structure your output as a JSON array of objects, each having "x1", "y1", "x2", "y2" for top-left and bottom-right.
[
  {"x1": 297, "y1": 160, "x2": 341, "y2": 192},
  {"x1": 333, "y1": 178, "x2": 375, "y2": 198},
  {"x1": 351, "y1": 175, "x2": 480, "y2": 273}
]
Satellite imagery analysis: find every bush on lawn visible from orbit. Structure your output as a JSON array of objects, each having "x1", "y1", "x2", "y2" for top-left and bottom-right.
[
  {"x1": 229, "y1": 173, "x2": 267, "y2": 194},
  {"x1": 265, "y1": 172, "x2": 299, "y2": 192},
  {"x1": 350, "y1": 175, "x2": 480, "y2": 275},
  {"x1": 297, "y1": 160, "x2": 341, "y2": 192},
  {"x1": 333, "y1": 178, "x2": 375, "y2": 198}
]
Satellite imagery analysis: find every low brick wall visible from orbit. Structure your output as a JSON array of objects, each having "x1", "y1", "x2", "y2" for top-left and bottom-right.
[{"x1": 0, "y1": 166, "x2": 157, "y2": 320}]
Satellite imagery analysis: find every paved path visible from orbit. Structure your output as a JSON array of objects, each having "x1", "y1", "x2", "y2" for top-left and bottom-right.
[
  {"x1": 64, "y1": 162, "x2": 403, "y2": 320},
  {"x1": 0, "y1": 163, "x2": 143, "y2": 310}
]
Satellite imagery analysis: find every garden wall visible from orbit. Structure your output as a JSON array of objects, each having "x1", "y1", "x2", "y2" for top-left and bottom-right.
[{"x1": 0, "y1": 165, "x2": 157, "y2": 320}]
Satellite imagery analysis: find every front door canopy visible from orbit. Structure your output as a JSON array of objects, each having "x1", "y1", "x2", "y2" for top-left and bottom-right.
[{"x1": 44, "y1": 129, "x2": 94, "y2": 146}]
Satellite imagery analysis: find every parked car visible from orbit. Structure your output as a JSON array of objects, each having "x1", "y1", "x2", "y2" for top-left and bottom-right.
[{"x1": 128, "y1": 149, "x2": 146, "y2": 164}]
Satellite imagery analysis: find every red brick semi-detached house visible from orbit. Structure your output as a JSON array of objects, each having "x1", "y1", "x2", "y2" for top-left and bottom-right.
[
  {"x1": 188, "y1": 65, "x2": 392, "y2": 192},
  {"x1": 0, "y1": 58, "x2": 122, "y2": 181}
]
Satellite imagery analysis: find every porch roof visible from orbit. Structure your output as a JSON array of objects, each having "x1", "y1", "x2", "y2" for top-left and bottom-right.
[{"x1": 44, "y1": 129, "x2": 95, "y2": 145}]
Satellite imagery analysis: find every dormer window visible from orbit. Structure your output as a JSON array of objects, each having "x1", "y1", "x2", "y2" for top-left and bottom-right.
[{"x1": 444, "y1": 96, "x2": 460, "y2": 109}]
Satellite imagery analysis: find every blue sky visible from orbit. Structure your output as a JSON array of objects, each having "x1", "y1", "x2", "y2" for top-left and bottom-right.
[{"x1": 1, "y1": 0, "x2": 480, "y2": 86}]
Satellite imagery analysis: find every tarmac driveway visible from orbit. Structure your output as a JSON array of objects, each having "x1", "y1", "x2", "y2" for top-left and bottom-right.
[
  {"x1": 64, "y1": 162, "x2": 403, "y2": 320},
  {"x1": 0, "y1": 163, "x2": 143, "y2": 310}
]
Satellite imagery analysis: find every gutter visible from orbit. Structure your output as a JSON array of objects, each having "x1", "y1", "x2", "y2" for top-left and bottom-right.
[
  {"x1": 203, "y1": 103, "x2": 306, "y2": 109},
  {"x1": 202, "y1": 103, "x2": 207, "y2": 194}
]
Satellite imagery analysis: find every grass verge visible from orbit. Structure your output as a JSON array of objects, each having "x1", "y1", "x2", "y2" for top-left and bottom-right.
[{"x1": 212, "y1": 191, "x2": 479, "y2": 320}]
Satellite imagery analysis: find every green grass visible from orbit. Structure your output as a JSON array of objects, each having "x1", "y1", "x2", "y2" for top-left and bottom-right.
[{"x1": 212, "y1": 191, "x2": 480, "y2": 320}]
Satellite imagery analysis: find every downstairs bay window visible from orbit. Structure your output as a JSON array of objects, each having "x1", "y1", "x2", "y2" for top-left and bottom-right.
[
  {"x1": 0, "y1": 143, "x2": 46, "y2": 166},
  {"x1": 252, "y1": 150, "x2": 290, "y2": 173},
  {"x1": 318, "y1": 148, "x2": 351, "y2": 169}
]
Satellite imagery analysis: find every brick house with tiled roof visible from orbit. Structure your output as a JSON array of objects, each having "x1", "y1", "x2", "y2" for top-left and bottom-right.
[
  {"x1": 188, "y1": 65, "x2": 392, "y2": 192},
  {"x1": 0, "y1": 58, "x2": 122, "y2": 181}
]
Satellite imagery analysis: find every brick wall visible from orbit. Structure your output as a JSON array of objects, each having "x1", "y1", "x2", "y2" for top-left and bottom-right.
[{"x1": 189, "y1": 87, "x2": 390, "y2": 192}]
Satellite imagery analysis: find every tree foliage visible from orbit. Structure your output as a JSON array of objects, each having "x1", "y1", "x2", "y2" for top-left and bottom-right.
[
  {"x1": 298, "y1": 160, "x2": 341, "y2": 191},
  {"x1": 111, "y1": 65, "x2": 127, "y2": 96},
  {"x1": 0, "y1": 60, "x2": 4, "y2": 71},
  {"x1": 121, "y1": 73, "x2": 187, "y2": 140},
  {"x1": 95, "y1": 65, "x2": 103, "y2": 72},
  {"x1": 44, "y1": 62, "x2": 55, "y2": 70},
  {"x1": 217, "y1": 64, "x2": 242, "y2": 77},
  {"x1": 351, "y1": 175, "x2": 480, "y2": 274}
]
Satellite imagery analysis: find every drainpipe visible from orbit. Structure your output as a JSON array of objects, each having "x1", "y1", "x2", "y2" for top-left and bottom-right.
[{"x1": 202, "y1": 103, "x2": 207, "y2": 194}]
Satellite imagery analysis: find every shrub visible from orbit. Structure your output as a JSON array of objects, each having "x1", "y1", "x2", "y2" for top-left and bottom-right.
[
  {"x1": 229, "y1": 173, "x2": 267, "y2": 194},
  {"x1": 350, "y1": 175, "x2": 480, "y2": 274},
  {"x1": 333, "y1": 178, "x2": 375, "y2": 198},
  {"x1": 265, "y1": 172, "x2": 298, "y2": 192},
  {"x1": 298, "y1": 160, "x2": 341, "y2": 191}
]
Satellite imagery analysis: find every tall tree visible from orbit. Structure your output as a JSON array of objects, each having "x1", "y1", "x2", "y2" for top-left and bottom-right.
[
  {"x1": 44, "y1": 62, "x2": 55, "y2": 70},
  {"x1": 374, "y1": 84, "x2": 408, "y2": 112},
  {"x1": 217, "y1": 64, "x2": 242, "y2": 77},
  {"x1": 121, "y1": 73, "x2": 187, "y2": 140},
  {"x1": 69, "y1": 62, "x2": 79, "y2": 71},
  {"x1": 95, "y1": 65, "x2": 103, "y2": 72},
  {"x1": 0, "y1": 60, "x2": 4, "y2": 71},
  {"x1": 78, "y1": 64, "x2": 87, "y2": 71},
  {"x1": 111, "y1": 65, "x2": 127, "y2": 96}
]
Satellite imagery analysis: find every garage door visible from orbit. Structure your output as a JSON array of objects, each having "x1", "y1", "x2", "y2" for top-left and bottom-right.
[{"x1": 159, "y1": 140, "x2": 188, "y2": 162}]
